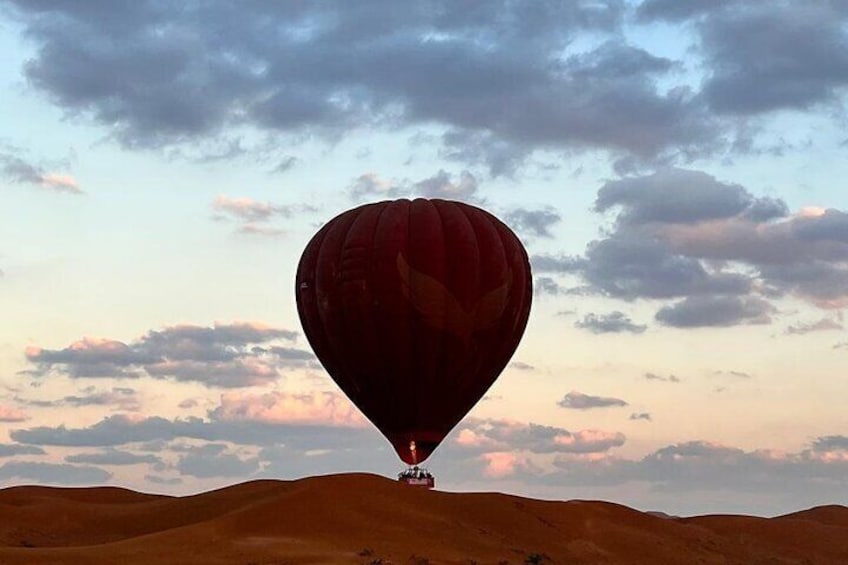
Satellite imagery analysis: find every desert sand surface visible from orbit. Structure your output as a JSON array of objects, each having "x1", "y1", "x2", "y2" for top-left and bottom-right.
[{"x1": 1, "y1": 473, "x2": 846, "y2": 564}]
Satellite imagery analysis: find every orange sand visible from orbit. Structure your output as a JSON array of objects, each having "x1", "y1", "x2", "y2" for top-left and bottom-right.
[{"x1": 1, "y1": 473, "x2": 846, "y2": 564}]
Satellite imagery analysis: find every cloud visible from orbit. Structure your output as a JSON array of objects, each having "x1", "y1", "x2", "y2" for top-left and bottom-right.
[
  {"x1": 644, "y1": 372, "x2": 681, "y2": 383},
  {"x1": 185, "y1": 138, "x2": 249, "y2": 162},
  {"x1": 660, "y1": 215, "x2": 848, "y2": 308},
  {"x1": 638, "y1": 2, "x2": 848, "y2": 116},
  {"x1": 0, "y1": 461, "x2": 111, "y2": 484},
  {"x1": 502, "y1": 207, "x2": 561, "y2": 238},
  {"x1": 256, "y1": 442, "x2": 397, "y2": 479},
  {"x1": 349, "y1": 169, "x2": 479, "y2": 202},
  {"x1": 349, "y1": 173, "x2": 400, "y2": 200},
  {"x1": 785, "y1": 317, "x2": 843, "y2": 335},
  {"x1": 458, "y1": 435, "x2": 847, "y2": 515},
  {"x1": 209, "y1": 391, "x2": 365, "y2": 427},
  {"x1": 212, "y1": 195, "x2": 294, "y2": 223},
  {"x1": 557, "y1": 391, "x2": 628, "y2": 410},
  {"x1": 630, "y1": 412, "x2": 652, "y2": 421},
  {"x1": 657, "y1": 209, "x2": 848, "y2": 267},
  {"x1": 533, "y1": 276, "x2": 565, "y2": 297},
  {"x1": 508, "y1": 361, "x2": 535, "y2": 371},
  {"x1": 575, "y1": 311, "x2": 647, "y2": 334},
  {"x1": 24, "y1": 321, "x2": 310, "y2": 388},
  {"x1": 212, "y1": 195, "x2": 316, "y2": 236},
  {"x1": 271, "y1": 155, "x2": 298, "y2": 174},
  {"x1": 700, "y1": 4, "x2": 848, "y2": 115},
  {"x1": 713, "y1": 370, "x2": 752, "y2": 379},
  {"x1": 0, "y1": 444, "x2": 45, "y2": 457},
  {"x1": 653, "y1": 214, "x2": 848, "y2": 276},
  {"x1": 760, "y1": 261, "x2": 848, "y2": 308},
  {"x1": 65, "y1": 448, "x2": 162, "y2": 466},
  {"x1": 10, "y1": 413, "x2": 381, "y2": 450},
  {"x1": 0, "y1": 405, "x2": 28, "y2": 422},
  {"x1": 519, "y1": 170, "x2": 848, "y2": 336},
  {"x1": 235, "y1": 224, "x2": 286, "y2": 237},
  {"x1": 577, "y1": 170, "x2": 785, "y2": 300},
  {"x1": 176, "y1": 444, "x2": 260, "y2": 478},
  {"x1": 145, "y1": 474, "x2": 182, "y2": 485},
  {"x1": 451, "y1": 419, "x2": 625, "y2": 455},
  {"x1": 655, "y1": 295, "x2": 775, "y2": 328},
  {"x1": 552, "y1": 429, "x2": 627, "y2": 453},
  {"x1": 536, "y1": 437, "x2": 848, "y2": 496},
  {"x1": 809, "y1": 435, "x2": 848, "y2": 454},
  {"x1": 40, "y1": 173, "x2": 80, "y2": 192},
  {"x1": 480, "y1": 451, "x2": 532, "y2": 478},
  {"x1": 595, "y1": 168, "x2": 765, "y2": 226},
  {"x1": 67, "y1": 387, "x2": 142, "y2": 411},
  {"x1": 0, "y1": 150, "x2": 82, "y2": 194},
  {"x1": 557, "y1": 168, "x2": 848, "y2": 318},
  {"x1": 412, "y1": 170, "x2": 478, "y2": 200},
  {"x1": 142, "y1": 359, "x2": 280, "y2": 388},
  {"x1": 637, "y1": 0, "x2": 734, "y2": 22},
  {"x1": 581, "y1": 235, "x2": 752, "y2": 300},
  {"x1": 18, "y1": 387, "x2": 143, "y2": 412},
  {"x1": 530, "y1": 254, "x2": 585, "y2": 274},
  {"x1": 5, "y1": 1, "x2": 726, "y2": 165},
  {"x1": 439, "y1": 129, "x2": 530, "y2": 177}
]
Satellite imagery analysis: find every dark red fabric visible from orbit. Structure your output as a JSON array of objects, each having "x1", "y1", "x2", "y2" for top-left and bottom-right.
[{"x1": 296, "y1": 199, "x2": 532, "y2": 464}]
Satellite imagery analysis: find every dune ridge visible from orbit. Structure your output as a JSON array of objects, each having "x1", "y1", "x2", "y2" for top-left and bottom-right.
[{"x1": 0, "y1": 473, "x2": 846, "y2": 564}]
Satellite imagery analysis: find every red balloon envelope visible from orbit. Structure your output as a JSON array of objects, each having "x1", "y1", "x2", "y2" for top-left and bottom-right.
[{"x1": 295, "y1": 198, "x2": 532, "y2": 465}]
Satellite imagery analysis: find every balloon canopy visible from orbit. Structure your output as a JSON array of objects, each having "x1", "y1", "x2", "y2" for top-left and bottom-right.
[{"x1": 295, "y1": 198, "x2": 532, "y2": 465}]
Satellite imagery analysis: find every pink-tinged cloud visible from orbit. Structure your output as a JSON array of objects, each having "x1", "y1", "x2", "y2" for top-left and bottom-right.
[
  {"x1": 798, "y1": 206, "x2": 827, "y2": 218},
  {"x1": 659, "y1": 217, "x2": 798, "y2": 265},
  {"x1": 481, "y1": 451, "x2": 523, "y2": 478},
  {"x1": 26, "y1": 337, "x2": 129, "y2": 359},
  {"x1": 212, "y1": 195, "x2": 289, "y2": 222},
  {"x1": 648, "y1": 208, "x2": 848, "y2": 308},
  {"x1": 41, "y1": 173, "x2": 82, "y2": 194},
  {"x1": 753, "y1": 448, "x2": 790, "y2": 461},
  {"x1": 0, "y1": 406, "x2": 28, "y2": 422},
  {"x1": 805, "y1": 436, "x2": 848, "y2": 462},
  {"x1": 211, "y1": 196, "x2": 309, "y2": 237},
  {"x1": 211, "y1": 391, "x2": 366, "y2": 427},
  {"x1": 807, "y1": 450, "x2": 848, "y2": 462},
  {"x1": 455, "y1": 427, "x2": 503, "y2": 450},
  {"x1": 26, "y1": 337, "x2": 135, "y2": 362},
  {"x1": 658, "y1": 208, "x2": 848, "y2": 267},
  {"x1": 238, "y1": 224, "x2": 286, "y2": 237},
  {"x1": 0, "y1": 152, "x2": 82, "y2": 194}
]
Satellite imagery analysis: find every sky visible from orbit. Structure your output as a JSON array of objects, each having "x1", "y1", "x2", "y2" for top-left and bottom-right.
[{"x1": 1, "y1": 0, "x2": 848, "y2": 517}]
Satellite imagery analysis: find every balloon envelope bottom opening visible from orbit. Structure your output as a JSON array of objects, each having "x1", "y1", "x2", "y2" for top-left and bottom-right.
[{"x1": 387, "y1": 432, "x2": 443, "y2": 465}]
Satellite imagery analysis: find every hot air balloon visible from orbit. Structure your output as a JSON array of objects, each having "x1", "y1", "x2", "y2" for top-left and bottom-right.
[{"x1": 295, "y1": 198, "x2": 532, "y2": 482}]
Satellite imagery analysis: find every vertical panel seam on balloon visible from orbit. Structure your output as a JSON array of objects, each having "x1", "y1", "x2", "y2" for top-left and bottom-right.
[
  {"x1": 454, "y1": 201, "x2": 483, "y2": 425},
  {"x1": 369, "y1": 201, "x2": 393, "y2": 400}
]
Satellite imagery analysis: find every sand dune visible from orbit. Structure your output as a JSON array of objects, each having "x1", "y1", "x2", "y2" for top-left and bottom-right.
[{"x1": 1, "y1": 474, "x2": 846, "y2": 564}]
